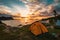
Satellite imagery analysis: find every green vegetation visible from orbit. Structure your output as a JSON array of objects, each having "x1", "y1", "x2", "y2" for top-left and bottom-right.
[{"x1": 0, "y1": 23, "x2": 60, "y2": 40}]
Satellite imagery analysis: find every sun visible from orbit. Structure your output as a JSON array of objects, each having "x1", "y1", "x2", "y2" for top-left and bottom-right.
[{"x1": 20, "y1": 9, "x2": 29, "y2": 17}]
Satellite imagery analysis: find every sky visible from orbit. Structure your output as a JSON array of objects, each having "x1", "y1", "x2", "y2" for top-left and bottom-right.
[
  {"x1": 0, "y1": 0, "x2": 60, "y2": 14},
  {"x1": 0, "y1": 0, "x2": 60, "y2": 25},
  {"x1": 0, "y1": 0, "x2": 60, "y2": 7},
  {"x1": 0, "y1": 0, "x2": 24, "y2": 7}
]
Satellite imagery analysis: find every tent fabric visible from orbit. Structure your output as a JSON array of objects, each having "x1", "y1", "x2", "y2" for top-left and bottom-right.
[{"x1": 29, "y1": 22, "x2": 48, "y2": 36}]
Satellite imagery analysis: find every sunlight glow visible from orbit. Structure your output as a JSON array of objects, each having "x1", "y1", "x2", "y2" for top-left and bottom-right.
[{"x1": 20, "y1": 9, "x2": 29, "y2": 17}]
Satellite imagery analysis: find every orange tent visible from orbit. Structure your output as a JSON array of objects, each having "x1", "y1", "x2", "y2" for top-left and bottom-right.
[{"x1": 29, "y1": 21, "x2": 48, "y2": 36}]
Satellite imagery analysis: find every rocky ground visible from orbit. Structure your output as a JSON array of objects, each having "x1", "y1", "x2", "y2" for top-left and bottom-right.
[{"x1": 0, "y1": 23, "x2": 60, "y2": 40}]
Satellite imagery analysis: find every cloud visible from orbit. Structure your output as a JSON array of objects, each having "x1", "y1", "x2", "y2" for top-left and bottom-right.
[
  {"x1": 0, "y1": 0, "x2": 60, "y2": 25},
  {"x1": 17, "y1": 0, "x2": 56, "y2": 25},
  {"x1": 0, "y1": 5, "x2": 12, "y2": 14},
  {"x1": 54, "y1": 0, "x2": 60, "y2": 3},
  {"x1": 52, "y1": 0, "x2": 60, "y2": 12},
  {"x1": 11, "y1": 4, "x2": 30, "y2": 17}
]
